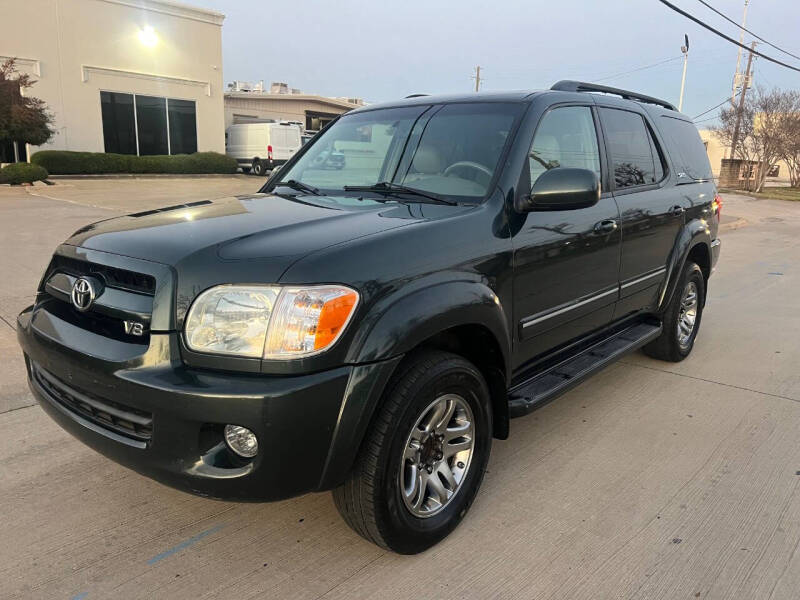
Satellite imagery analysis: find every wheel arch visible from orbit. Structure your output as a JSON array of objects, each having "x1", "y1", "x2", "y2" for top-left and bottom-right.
[
  {"x1": 317, "y1": 281, "x2": 512, "y2": 490},
  {"x1": 659, "y1": 219, "x2": 712, "y2": 311}
]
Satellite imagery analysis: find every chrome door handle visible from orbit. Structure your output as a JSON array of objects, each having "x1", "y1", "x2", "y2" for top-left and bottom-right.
[{"x1": 594, "y1": 219, "x2": 618, "y2": 234}]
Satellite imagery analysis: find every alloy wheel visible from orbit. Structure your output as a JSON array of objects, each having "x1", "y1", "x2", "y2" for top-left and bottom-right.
[
  {"x1": 399, "y1": 393, "x2": 475, "y2": 518},
  {"x1": 677, "y1": 280, "x2": 699, "y2": 348}
]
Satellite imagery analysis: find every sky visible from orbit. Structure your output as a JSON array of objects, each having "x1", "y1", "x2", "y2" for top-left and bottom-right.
[{"x1": 191, "y1": 0, "x2": 800, "y2": 126}]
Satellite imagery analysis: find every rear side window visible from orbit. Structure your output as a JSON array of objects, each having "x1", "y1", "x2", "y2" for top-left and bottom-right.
[
  {"x1": 659, "y1": 116, "x2": 713, "y2": 181},
  {"x1": 599, "y1": 108, "x2": 664, "y2": 189}
]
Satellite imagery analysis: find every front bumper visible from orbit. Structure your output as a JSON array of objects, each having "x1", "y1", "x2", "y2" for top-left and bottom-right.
[{"x1": 17, "y1": 306, "x2": 358, "y2": 502}]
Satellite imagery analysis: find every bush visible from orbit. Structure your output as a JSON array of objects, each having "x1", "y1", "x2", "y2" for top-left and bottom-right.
[
  {"x1": 0, "y1": 162, "x2": 49, "y2": 184},
  {"x1": 30, "y1": 151, "x2": 128, "y2": 174},
  {"x1": 30, "y1": 151, "x2": 237, "y2": 175}
]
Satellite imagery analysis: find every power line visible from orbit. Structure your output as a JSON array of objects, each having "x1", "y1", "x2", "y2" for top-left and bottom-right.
[
  {"x1": 592, "y1": 55, "x2": 683, "y2": 82},
  {"x1": 692, "y1": 91, "x2": 739, "y2": 119},
  {"x1": 693, "y1": 114, "x2": 723, "y2": 124},
  {"x1": 695, "y1": 0, "x2": 800, "y2": 62},
  {"x1": 658, "y1": 0, "x2": 800, "y2": 73}
]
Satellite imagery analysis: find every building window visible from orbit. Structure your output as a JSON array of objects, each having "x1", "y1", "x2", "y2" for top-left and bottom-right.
[
  {"x1": 100, "y1": 92, "x2": 197, "y2": 155},
  {"x1": 101, "y1": 92, "x2": 137, "y2": 155},
  {"x1": 168, "y1": 99, "x2": 198, "y2": 155},
  {"x1": 0, "y1": 139, "x2": 29, "y2": 163},
  {"x1": 135, "y1": 95, "x2": 169, "y2": 155}
]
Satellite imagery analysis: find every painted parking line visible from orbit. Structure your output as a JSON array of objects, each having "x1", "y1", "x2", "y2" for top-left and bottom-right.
[{"x1": 146, "y1": 524, "x2": 225, "y2": 566}]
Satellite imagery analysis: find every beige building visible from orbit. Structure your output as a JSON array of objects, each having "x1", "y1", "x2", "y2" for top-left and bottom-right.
[
  {"x1": 1, "y1": 0, "x2": 225, "y2": 161},
  {"x1": 699, "y1": 129, "x2": 788, "y2": 180},
  {"x1": 225, "y1": 90, "x2": 362, "y2": 132}
]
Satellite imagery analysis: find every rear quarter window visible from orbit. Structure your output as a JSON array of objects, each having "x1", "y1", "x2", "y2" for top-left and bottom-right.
[{"x1": 659, "y1": 116, "x2": 712, "y2": 181}]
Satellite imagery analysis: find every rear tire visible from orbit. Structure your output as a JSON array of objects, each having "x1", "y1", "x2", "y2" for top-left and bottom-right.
[
  {"x1": 643, "y1": 261, "x2": 705, "y2": 362},
  {"x1": 252, "y1": 159, "x2": 265, "y2": 176},
  {"x1": 333, "y1": 350, "x2": 492, "y2": 554}
]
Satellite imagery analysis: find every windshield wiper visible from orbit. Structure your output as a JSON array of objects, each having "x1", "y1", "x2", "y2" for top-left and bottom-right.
[
  {"x1": 276, "y1": 179, "x2": 322, "y2": 196},
  {"x1": 343, "y1": 182, "x2": 456, "y2": 205}
]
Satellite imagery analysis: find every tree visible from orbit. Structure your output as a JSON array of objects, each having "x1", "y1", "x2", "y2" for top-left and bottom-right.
[
  {"x1": 776, "y1": 102, "x2": 800, "y2": 188},
  {"x1": 712, "y1": 87, "x2": 799, "y2": 192},
  {"x1": 0, "y1": 58, "x2": 55, "y2": 155}
]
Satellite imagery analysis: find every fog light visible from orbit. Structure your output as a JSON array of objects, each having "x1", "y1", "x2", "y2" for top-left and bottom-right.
[{"x1": 224, "y1": 424, "x2": 258, "y2": 458}]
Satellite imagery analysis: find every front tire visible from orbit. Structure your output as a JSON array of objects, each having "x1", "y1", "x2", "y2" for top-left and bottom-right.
[
  {"x1": 333, "y1": 350, "x2": 492, "y2": 554},
  {"x1": 644, "y1": 261, "x2": 705, "y2": 362}
]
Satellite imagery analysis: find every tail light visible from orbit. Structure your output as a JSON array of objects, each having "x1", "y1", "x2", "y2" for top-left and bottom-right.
[
  {"x1": 712, "y1": 193, "x2": 722, "y2": 219},
  {"x1": 267, "y1": 145, "x2": 273, "y2": 160}
]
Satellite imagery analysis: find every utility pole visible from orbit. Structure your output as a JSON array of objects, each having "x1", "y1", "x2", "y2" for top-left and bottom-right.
[
  {"x1": 730, "y1": 41, "x2": 756, "y2": 160},
  {"x1": 732, "y1": 0, "x2": 751, "y2": 105},
  {"x1": 678, "y1": 34, "x2": 689, "y2": 112},
  {"x1": 472, "y1": 66, "x2": 482, "y2": 92}
]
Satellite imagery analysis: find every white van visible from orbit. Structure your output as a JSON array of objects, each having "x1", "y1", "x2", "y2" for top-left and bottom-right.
[{"x1": 225, "y1": 122, "x2": 302, "y2": 175}]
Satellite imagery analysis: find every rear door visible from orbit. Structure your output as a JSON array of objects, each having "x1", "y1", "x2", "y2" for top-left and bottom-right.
[
  {"x1": 285, "y1": 126, "x2": 302, "y2": 160},
  {"x1": 512, "y1": 104, "x2": 621, "y2": 368},
  {"x1": 597, "y1": 106, "x2": 680, "y2": 317},
  {"x1": 268, "y1": 125, "x2": 286, "y2": 160},
  {"x1": 269, "y1": 125, "x2": 301, "y2": 161}
]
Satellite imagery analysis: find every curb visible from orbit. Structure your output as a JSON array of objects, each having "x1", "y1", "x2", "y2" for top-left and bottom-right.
[{"x1": 720, "y1": 217, "x2": 747, "y2": 232}]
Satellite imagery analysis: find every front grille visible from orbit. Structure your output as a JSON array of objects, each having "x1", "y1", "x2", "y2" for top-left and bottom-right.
[
  {"x1": 49, "y1": 255, "x2": 156, "y2": 296},
  {"x1": 31, "y1": 362, "x2": 153, "y2": 443},
  {"x1": 40, "y1": 255, "x2": 155, "y2": 343},
  {"x1": 43, "y1": 297, "x2": 149, "y2": 344}
]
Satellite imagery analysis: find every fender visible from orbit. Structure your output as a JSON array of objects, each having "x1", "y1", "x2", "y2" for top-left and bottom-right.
[
  {"x1": 317, "y1": 278, "x2": 512, "y2": 490},
  {"x1": 658, "y1": 217, "x2": 712, "y2": 312},
  {"x1": 347, "y1": 277, "x2": 511, "y2": 372}
]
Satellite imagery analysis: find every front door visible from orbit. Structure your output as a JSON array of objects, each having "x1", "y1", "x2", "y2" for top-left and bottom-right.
[
  {"x1": 596, "y1": 107, "x2": 683, "y2": 317},
  {"x1": 511, "y1": 105, "x2": 621, "y2": 373}
]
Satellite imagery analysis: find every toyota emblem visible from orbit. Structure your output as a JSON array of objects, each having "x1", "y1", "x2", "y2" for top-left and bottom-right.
[{"x1": 71, "y1": 277, "x2": 97, "y2": 312}]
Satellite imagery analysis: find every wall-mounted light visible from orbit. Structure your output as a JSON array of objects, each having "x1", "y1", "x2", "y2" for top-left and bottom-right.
[{"x1": 138, "y1": 26, "x2": 158, "y2": 48}]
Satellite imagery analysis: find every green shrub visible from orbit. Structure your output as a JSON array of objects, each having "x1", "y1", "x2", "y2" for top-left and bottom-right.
[
  {"x1": 30, "y1": 151, "x2": 236, "y2": 175},
  {"x1": 30, "y1": 151, "x2": 130, "y2": 174},
  {"x1": 0, "y1": 162, "x2": 49, "y2": 184}
]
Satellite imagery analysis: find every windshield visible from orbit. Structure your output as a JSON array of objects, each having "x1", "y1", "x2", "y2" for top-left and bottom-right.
[{"x1": 273, "y1": 102, "x2": 522, "y2": 202}]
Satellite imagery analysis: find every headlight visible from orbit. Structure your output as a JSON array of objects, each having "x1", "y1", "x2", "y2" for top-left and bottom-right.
[
  {"x1": 185, "y1": 285, "x2": 280, "y2": 357},
  {"x1": 185, "y1": 284, "x2": 359, "y2": 359}
]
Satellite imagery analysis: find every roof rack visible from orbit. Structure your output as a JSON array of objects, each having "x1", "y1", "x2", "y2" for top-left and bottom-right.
[
  {"x1": 550, "y1": 80, "x2": 677, "y2": 111},
  {"x1": 405, "y1": 93, "x2": 429, "y2": 98}
]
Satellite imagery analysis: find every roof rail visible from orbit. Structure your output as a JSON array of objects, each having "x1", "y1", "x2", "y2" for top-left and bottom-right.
[
  {"x1": 550, "y1": 80, "x2": 677, "y2": 111},
  {"x1": 405, "y1": 93, "x2": 429, "y2": 98}
]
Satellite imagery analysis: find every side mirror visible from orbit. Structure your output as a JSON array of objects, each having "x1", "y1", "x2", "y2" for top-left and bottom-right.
[{"x1": 519, "y1": 167, "x2": 600, "y2": 212}]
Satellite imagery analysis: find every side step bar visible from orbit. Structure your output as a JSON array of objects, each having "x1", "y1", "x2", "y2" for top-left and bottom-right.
[{"x1": 508, "y1": 321, "x2": 662, "y2": 418}]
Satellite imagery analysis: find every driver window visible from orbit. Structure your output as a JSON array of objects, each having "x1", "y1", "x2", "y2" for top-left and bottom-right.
[{"x1": 529, "y1": 106, "x2": 601, "y2": 189}]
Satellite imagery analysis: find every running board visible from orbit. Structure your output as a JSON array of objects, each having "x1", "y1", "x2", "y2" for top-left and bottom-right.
[{"x1": 508, "y1": 321, "x2": 662, "y2": 418}]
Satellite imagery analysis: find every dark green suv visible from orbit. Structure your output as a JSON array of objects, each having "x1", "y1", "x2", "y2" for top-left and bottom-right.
[{"x1": 17, "y1": 81, "x2": 720, "y2": 554}]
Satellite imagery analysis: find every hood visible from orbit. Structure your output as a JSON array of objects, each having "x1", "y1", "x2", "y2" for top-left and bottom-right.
[
  {"x1": 65, "y1": 193, "x2": 434, "y2": 266},
  {"x1": 63, "y1": 192, "x2": 479, "y2": 330}
]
